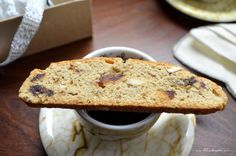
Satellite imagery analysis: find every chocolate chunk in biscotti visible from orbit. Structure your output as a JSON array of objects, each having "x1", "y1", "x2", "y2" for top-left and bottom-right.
[
  {"x1": 31, "y1": 73, "x2": 45, "y2": 82},
  {"x1": 165, "y1": 90, "x2": 176, "y2": 100},
  {"x1": 29, "y1": 85, "x2": 54, "y2": 97},
  {"x1": 97, "y1": 73, "x2": 123, "y2": 88},
  {"x1": 19, "y1": 57, "x2": 227, "y2": 114}
]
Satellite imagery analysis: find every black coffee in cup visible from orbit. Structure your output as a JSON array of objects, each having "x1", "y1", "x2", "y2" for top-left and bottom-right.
[{"x1": 86, "y1": 110, "x2": 151, "y2": 125}]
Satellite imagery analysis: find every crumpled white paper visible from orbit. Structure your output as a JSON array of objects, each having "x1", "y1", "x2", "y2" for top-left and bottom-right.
[
  {"x1": 173, "y1": 24, "x2": 236, "y2": 98},
  {"x1": 0, "y1": 0, "x2": 47, "y2": 66},
  {"x1": 0, "y1": 0, "x2": 25, "y2": 20}
]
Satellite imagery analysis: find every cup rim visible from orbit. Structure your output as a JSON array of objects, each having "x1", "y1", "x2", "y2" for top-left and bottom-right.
[
  {"x1": 78, "y1": 46, "x2": 159, "y2": 131},
  {"x1": 83, "y1": 46, "x2": 156, "y2": 61},
  {"x1": 77, "y1": 109, "x2": 158, "y2": 131}
]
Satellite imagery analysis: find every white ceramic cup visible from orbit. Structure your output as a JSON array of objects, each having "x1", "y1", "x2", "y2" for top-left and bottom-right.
[{"x1": 76, "y1": 47, "x2": 160, "y2": 140}]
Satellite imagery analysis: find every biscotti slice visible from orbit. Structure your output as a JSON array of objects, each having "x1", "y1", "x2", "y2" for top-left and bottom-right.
[{"x1": 19, "y1": 57, "x2": 227, "y2": 114}]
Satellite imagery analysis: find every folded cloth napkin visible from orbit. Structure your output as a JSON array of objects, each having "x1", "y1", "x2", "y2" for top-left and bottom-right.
[{"x1": 173, "y1": 24, "x2": 236, "y2": 98}]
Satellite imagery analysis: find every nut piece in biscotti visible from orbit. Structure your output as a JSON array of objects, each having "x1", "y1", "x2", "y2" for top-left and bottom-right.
[{"x1": 19, "y1": 57, "x2": 228, "y2": 114}]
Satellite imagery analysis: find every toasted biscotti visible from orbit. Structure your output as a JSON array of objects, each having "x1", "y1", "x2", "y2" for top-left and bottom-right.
[{"x1": 19, "y1": 57, "x2": 227, "y2": 114}]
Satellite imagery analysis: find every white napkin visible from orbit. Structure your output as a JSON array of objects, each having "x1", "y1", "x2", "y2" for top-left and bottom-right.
[{"x1": 173, "y1": 24, "x2": 236, "y2": 98}]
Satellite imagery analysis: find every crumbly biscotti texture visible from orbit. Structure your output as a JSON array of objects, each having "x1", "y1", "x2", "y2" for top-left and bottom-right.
[{"x1": 19, "y1": 57, "x2": 227, "y2": 114}]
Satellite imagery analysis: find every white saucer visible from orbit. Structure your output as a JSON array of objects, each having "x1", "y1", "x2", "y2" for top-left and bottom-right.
[
  {"x1": 39, "y1": 108, "x2": 196, "y2": 156},
  {"x1": 167, "y1": 0, "x2": 236, "y2": 22}
]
